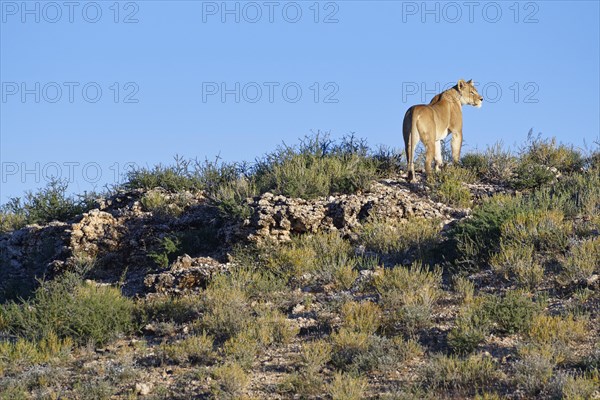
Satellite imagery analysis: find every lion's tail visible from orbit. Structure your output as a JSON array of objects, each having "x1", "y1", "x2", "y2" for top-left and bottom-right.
[{"x1": 403, "y1": 107, "x2": 416, "y2": 181}]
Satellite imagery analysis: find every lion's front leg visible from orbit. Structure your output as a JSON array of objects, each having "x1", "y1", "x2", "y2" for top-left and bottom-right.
[{"x1": 451, "y1": 131, "x2": 463, "y2": 164}]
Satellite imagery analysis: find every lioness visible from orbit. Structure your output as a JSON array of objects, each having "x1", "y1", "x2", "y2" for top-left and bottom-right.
[{"x1": 403, "y1": 79, "x2": 483, "y2": 181}]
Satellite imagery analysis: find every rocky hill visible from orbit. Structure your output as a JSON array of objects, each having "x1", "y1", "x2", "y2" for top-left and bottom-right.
[{"x1": 1, "y1": 135, "x2": 599, "y2": 399}]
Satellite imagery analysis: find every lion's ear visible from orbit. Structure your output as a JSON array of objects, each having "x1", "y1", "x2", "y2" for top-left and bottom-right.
[
  {"x1": 467, "y1": 79, "x2": 473, "y2": 85},
  {"x1": 458, "y1": 79, "x2": 466, "y2": 89}
]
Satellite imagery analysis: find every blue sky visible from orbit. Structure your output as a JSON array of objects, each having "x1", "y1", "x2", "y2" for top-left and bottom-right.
[{"x1": 1, "y1": 0, "x2": 599, "y2": 202}]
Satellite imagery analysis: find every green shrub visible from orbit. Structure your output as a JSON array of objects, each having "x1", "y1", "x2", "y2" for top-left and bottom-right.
[
  {"x1": 0, "y1": 179, "x2": 95, "y2": 231},
  {"x1": 374, "y1": 263, "x2": 442, "y2": 334},
  {"x1": 264, "y1": 232, "x2": 355, "y2": 282},
  {"x1": 520, "y1": 134, "x2": 584, "y2": 174},
  {"x1": 1, "y1": 273, "x2": 135, "y2": 346},
  {"x1": 429, "y1": 166, "x2": 475, "y2": 208},
  {"x1": 124, "y1": 157, "x2": 204, "y2": 192},
  {"x1": 448, "y1": 298, "x2": 490, "y2": 355},
  {"x1": 223, "y1": 331, "x2": 259, "y2": 370},
  {"x1": 448, "y1": 194, "x2": 526, "y2": 269},
  {"x1": 483, "y1": 291, "x2": 540, "y2": 334},
  {"x1": 254, "y1": 133, "x2": 377, "y2": 199},
  {"x1": 512, "y1": 160, "x2": 557, "y2": 190}
]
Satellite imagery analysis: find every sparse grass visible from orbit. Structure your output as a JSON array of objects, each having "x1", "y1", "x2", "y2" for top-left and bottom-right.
[
  {"x1": 159, "y1": 332, "x2": 215, "y2": 365},
  {"x1": 357, "y1": 216, "x2": 441, "y2": 262},
  {"x1": 328, "y1": 372, "x2": 368, "y2": 400},
  {"x1": 551, "y1": 370, "x2": 600, "y2": 400},
  {"x1": 423, "y1": 354, "x2": 497, "y2": 391},
  {"x1": 200, "y1": 275, "x2": 251, "y2": 341},
  {"x1": 0, "y1": 331, "x2": 73, "y2": 375},
  {"x1": 559, "y1": 237, "x2": 600, "y2": 285}
]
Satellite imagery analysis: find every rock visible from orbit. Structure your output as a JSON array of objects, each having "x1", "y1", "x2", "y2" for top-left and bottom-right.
[
  {"x1": 144, "y1": 255, "x2": 230, "y2": 294},
  {"x1": 135, "y1": 382, "x2": 153, "y2": 395}
]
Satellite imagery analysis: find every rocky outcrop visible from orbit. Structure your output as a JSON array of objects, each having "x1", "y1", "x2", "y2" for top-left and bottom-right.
[
  {"x1": 245, "y1": 180, "x2": 467, "y2": 243},
  {"x1": 144, "y1": 254, "x2": 230, "y2": 295},
  {"x1": 0, "y1": 177, "x2": 508, "y2": 299}
]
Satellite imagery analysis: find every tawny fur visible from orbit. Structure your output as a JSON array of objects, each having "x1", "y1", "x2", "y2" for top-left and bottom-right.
[{"x1": 403, "y1": 79, "x2": 483, "y2": 181}]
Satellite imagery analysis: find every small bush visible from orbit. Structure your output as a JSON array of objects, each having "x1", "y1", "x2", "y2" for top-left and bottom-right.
[
  {"x1": 0, "y1": 179, "x2": 95, "y2": 231},
  {"x1": 514, "y1": 348, "x2": 555, "y2": 396},
  {"x1": 1, "y1": 273, "x2": 135, "y2": 346},
  {"x1": 200, "y1": 276, "x2": 251, "y2": 340},
  {"x1": 142, "y1": 295, "x2": 201, "y2": 324},
  {"x1": 223, "y1": 331, "x2": 259, "y2": 370},
  {"x1": 520, "y1": 134, "x2": 584, "y2": 174},
  {"x1": 430, "y1": 166, "x2": 475, "y2": 208},
  {"x1": 449, "y1": 194, "x2": 525, "y2": 268},
  {"x1": 264, "y1": 232, "x2": 354, "y2": 283},
  {"x1": 351, "y1": 335, "x2": 423, "y2": 373},
  {"x1": 559, "y1": 237, "x2": 600, "y2": 284},
  {"x1": 341, "y1": 301, "x2": 382, "y2": 335},
  {"x1": 254, "y1": 133, "x2": 377, "y2": 199},
  {"x1": 211, "y1": 362, "x2": 250, "y2": 399},
  {"x1": 253, "y1": 307, "x2": 299, "y2": 346},
  {"x1": 490, "y1": 241, "x2": 544, "y2": 288},
  {"x1": 328, "y1": 372, "x2": 368, "y2": 400},
  {"x1": 526, "y1": 314, "x2": 587, "y2": 348},
  {"x1": 280, "y1": 340, "x2": 331, "y2": 396},
  {"x1": 423, "y1": 354, "x2": 497, "y2": 390},
  {"x1": 160, "y1": 332, "x2": 214, "y2": 365},
  {"x1": 512, "y1": 160, "x2": 557, "y2": 190},
  {"x1": 551, "y1": 370, "x2": 600, "y2": 400},
  {"x1": 374, "y1": 263, "x2": 442, "y2": 334},
  {"x1": 500, "y1": 209, "x2": 572, "y2": 253},
  {"x1": 448, "y1": 298, "x2": 490, "y2": 355},
  {"x1": 483, "y1": 291, "x2": 540, "y2": 334},
  {"x1": 330, "y1": 328, "x2": 370, "y2": 370},
  {"x1": 124, "y1": 157, "x2": 204, "y2": 192},
  {"x1": 453, "y1": 276, "x2": 475, "y2": 304}
]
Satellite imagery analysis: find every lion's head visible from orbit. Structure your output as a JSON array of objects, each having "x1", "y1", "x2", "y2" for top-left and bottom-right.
[{"x1": 457, "y1": 79, "x2": 483, "y2": 108}]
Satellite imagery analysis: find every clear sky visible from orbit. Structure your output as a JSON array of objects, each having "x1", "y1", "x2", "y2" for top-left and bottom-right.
[{"x1": 1, "y1": 0, "x2": 599, "y2": 202}]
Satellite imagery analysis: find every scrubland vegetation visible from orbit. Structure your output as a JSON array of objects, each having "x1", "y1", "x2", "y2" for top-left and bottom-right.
[{"x1": 0, "y1": 131, "x2": 599, "y2": 399}]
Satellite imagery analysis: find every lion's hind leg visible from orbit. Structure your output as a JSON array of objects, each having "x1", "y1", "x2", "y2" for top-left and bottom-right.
[{"x1": 434, "y1": 140, "x2": 444, "y2": 172}]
